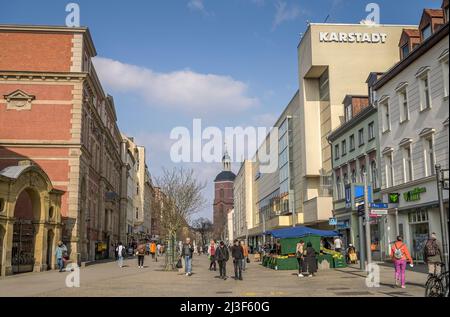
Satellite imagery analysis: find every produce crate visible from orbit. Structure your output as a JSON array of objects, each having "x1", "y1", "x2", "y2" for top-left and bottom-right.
[
  {"x1": 275, "y1": 257, "x2": 298, "y2": 270},
  {"x1": 333, "y1": 257, "x2": 347, "y2": 268}
]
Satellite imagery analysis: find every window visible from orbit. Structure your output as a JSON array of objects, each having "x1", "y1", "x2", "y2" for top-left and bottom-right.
[
  {"x1": 401, "y1": 44, "x2": 409, "y2": 59},
  {"x1": 351, "y1": 169, "x2": 356, "y2": 183},
  {"x1": 220, "y1": 188, "x2": 224, "y2": 200},
  {"x1": 371, "y1": 160, "x2": 378, "y2": 188},
  {"x1": 336, "y1": 176, "x2": 342, "y2": 200},
  {"x1": 358, "y1": 128, "x2": 364, "y2": 146},
  {"x1": 424, "y1": 137, "x2": 435, "y2": 176},
  {"x1": 343, "y1": 173, "x2": 348, "y2": 185},
  {"x1": 345, "y1": 103, "x2": 352, "y2": 122},
  {"x1": 368, "y1": 122, "x2": 375, "y2": 140},
  {"x1": 421, "y1": 24, "x2": 432, "y2": 40},
  {"x1": 403, "y1": 145, "x2": 413, "y2": 183},
  {"x1": 386, "y1": 153, "x2": 394, "y2": 187},
  {"x1": 319, "y1": 70, "x2": 330, "y2": 101},
  {"x1": 381, "y1": 101, "x2": 391, "y2": 132},
  {"x1": 342, "y1": 140, "x2": 347, "y2": 156},
  {"x1": 442, "y1": 56, "x2": 449, "y2": 97},
  {"x1": 136, "y1": 208, "x2": 139, "y2": 219},
  {"x1": 334, "y1": 144, "x2": 340, "y2": 160},
  {"x1": 419, "y1": 73, "x2": 432, "y2": 110},
  {"x1": 349, "y1": 134, "x2": 355, "y2": 151},
  {"x1": 398, "y1": 89, "x2": 409, "y2": 122},
  {"x1": 360, "y1": 165, "x2": 366, "y2": 182}
]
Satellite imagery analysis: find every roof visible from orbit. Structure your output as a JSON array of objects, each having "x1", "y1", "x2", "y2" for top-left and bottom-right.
[
  {"x1": 0, "y1": 165, "x2": 31, "y2": 179},
  {"x1": 402, "y1": 29, "x2": 420, "y2": 37},
  {"x1": 266, "y1": 226, "x2": 340, "y2": 239},
  {"x1": 214, "y1": 171, "x2": 236, "y2": 182},
  {"x1": 424, "y1": 9, "x2": 445, "y2": 18}
]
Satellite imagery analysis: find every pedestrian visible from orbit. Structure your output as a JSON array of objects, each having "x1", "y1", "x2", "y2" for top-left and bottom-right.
[
  {"x1": 181, "y1": 237, "x2": 194, "y2": 276},
  {"x1": 301, "y1": 242, "x2": 318, "y2": 277},
  {"x1": 296, "y1": 240, "x2": 305, "y2": 277},
  {"x1": 391, "y1": 235, "x2": 414, "y2": 289},
  {"x1": 346, "y1": 244, "x2": 358, "y2": 264},
  {"x1": 241, "y1": 241, "x2": 249, "y2": 271},
  {"x1": 423, "y1": 232, "x2": 442, "y2": 276},
  {"x1": 208, "y1": 240, "x2": 217, "y2": 271},
  {"x1": 145, "y1": 241, "x2": 150, "y2": 256},
  {"x1": 136, "y1": 242, "x2": 146, "y2": 268},
  {"x1": 116, "y1": 242, "x2": 125, "y2": 268},
  {"x1": 215, "y1": 241, "x2": 229, "y2": 280},
  {"x1": 55, "y1": 240, "x2": 68, "y2": 272},
  {"x1": 113, "y1": 242, "x2": 118, "y2": 260},
  {"x1": 150, "y1": 241, "x2": 157, "y2": 261},
  {"x1": 231, "y1": 239, "x2": 244, "y2": 280},
  {"x1": 334, "y1": 236, "x2": 343, "y2": 253},
  {"x1": 157, "y1": 243, "x2": 161, "y2": 256}
]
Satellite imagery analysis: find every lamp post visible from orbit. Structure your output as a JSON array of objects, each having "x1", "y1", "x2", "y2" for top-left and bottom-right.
[
  {"x1": 435, "y1": 164, "x2": 449, "y2": 271},
  {"x1": 363, "y1": 172, "x2": 372, "y2": 266}
]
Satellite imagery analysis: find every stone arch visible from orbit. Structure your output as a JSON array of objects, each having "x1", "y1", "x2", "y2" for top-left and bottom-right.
[{"x1": 0, "y1": 161, "x2": 64, "y2": 276}]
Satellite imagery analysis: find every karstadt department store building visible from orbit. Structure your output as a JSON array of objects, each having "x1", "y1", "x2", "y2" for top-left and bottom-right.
[{"x1": 247, "y1": 23, "x2": 414, "y2": 246}]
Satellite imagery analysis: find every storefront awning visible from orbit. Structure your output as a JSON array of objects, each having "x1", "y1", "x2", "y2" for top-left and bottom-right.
[{"x1": 265, "y1": 226, "x2": 340, "y2": 239}]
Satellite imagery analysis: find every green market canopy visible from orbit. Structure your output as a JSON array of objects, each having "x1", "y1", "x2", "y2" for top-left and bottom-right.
[{"x1": 265, "y1": 226, "x2": 340, "y2": 239}]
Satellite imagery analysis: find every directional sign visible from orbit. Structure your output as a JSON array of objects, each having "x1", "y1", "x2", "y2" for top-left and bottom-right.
[
  {"x1": 370, "y1": 209, "x2": 388, "y2": 215},
  {"x1": 371, "y1": 203, "x2": 388, "y2": 209}
]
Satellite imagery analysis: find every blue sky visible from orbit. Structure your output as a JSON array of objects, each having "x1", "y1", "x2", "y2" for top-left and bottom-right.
[{"x1": 0, "y1": 0, "x2": 441, "y2": 220}]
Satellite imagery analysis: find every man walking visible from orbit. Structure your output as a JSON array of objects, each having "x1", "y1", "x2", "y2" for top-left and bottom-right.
[
  {"x1": 215, "y1": 241, "x2": 229, "y2": 280},
  {"x1": 424, "y1": 232, "x2": 443, "y2": 276},
  {"x1": 334, "y1": 236, "x2": 343, "y2": 253},
  {"x1": 181, "y1": 237, "x2": 194, "y2": 276},
  {"x1": 136, "y1": 241, "x2": 146, "y2": 268},
  {"x1": 231, "y1": 239, "x2": 244, "y2": 280},
  {"x1": 150, "y1": 241, "x2": 157, "y2": 262},
  {"x1": 55, "y1": 241, "x2": 68, "y2": 272}
]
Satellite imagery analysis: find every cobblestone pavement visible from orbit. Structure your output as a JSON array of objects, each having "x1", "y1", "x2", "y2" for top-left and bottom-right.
[{"x1": 0, "y1": 254, "x2": 428, "y2": 297}]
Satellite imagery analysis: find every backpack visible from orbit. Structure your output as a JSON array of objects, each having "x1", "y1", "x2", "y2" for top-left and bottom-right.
[
  {"x1": 393, "y1": 243, "x2": 404, "y2": 260},
  {"x1": 425, "y1": 239, "x2": 439, "y2": 257}
]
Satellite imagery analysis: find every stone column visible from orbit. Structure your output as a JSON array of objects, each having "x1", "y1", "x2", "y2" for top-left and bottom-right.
[
  {"x1": 33, "y1": 222, "x2": 46, "y2": 272},
  {"x1": 3, "y1": 220, "x2": 14, "y2": 276}
]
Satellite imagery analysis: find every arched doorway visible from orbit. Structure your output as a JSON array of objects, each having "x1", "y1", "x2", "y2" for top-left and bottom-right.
[
  {"x1": 47, "y1": 229, "x2": 54, "y2": 270},
  {"x1": 12, "y1": 188, "x2": 40, "y2": 274}
]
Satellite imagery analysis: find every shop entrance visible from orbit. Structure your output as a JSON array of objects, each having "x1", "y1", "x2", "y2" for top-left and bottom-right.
[{"x1": 408, "y1": 209, "x2": 429, "y2": 262}]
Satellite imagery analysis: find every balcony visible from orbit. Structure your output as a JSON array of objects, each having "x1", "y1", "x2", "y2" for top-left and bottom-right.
[{"x1": 303, "y1": 196, "x2": 333, "y2": 225}]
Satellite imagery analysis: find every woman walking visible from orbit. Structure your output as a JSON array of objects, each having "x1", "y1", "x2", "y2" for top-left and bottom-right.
[
  {"x1": 207, "y1": 240, "x2": 217, "y2": 271},
  {"x1": 391, "y1": 236, "x2": 414, "y2": 288},
  {"x1": 296, "y1": 240, "x2": 305, "y2": 277},
  {"x1": 301, "y1": 242, "x2": 318, "y2": 277}
]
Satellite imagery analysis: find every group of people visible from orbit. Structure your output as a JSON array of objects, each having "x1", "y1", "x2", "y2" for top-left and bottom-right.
[
  {"x1": 114, "y1": 240, "x2": 162, "y2": 268},
  {"x1": 206, "y1": 239, "x2": 249, "y2": 280},
  {"x1": 295, "y1": 241, "x2": 318, "y2": 277}
]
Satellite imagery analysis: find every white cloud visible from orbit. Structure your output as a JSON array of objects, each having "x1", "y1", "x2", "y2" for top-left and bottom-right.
[
  {"x1": 93, "y1": 57, "x2": 259, "y2": 116},
  {"x1": 272, "y1": 1, "x2": 303, "y2": 30},
  {"x1": 187, "y1": 0, "x2": 212, "y2": 16}
]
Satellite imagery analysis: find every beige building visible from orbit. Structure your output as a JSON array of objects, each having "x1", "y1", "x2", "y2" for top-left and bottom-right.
[
  {"x1": 248, "y1": 23, "x2": 414, "y2": 248},
  {"x1": 233, "y1": 160, "x2": 254, "y2": 241}
]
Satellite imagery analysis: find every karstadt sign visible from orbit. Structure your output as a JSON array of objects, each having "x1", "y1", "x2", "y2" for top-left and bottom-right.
[{"x1": 319, "y1": 32, "x2": 388, "y2": 44}]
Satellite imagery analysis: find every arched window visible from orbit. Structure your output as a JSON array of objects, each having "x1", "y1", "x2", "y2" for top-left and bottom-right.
[
  {"x1": 360, "y1": 165, "x2": 366, "y2": 182},
  {"x1": 336, "y1": 176, "x2": 342, "y2": 200},
  {"x1": 351, "y1": 169, "x2": 356, "y2": 183}
]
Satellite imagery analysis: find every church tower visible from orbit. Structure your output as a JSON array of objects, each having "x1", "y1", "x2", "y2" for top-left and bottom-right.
[{"x1": 212, "y1": 148, "x2": 235, "y2": 240}]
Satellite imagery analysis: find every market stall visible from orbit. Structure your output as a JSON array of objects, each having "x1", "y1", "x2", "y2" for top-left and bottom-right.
[{"x1": 261, "y1": 226, "x2": 347, "y2": 270}]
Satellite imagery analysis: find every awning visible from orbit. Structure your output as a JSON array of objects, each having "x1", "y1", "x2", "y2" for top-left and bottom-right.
[{"x1": 265, "y1": 226, "x2": 340, "y2": 239}]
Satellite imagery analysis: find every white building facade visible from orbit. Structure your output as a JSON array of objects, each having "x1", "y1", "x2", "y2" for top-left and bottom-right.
[{"x1": 373, "y1": 5, "x2": 449, "y2": 261}]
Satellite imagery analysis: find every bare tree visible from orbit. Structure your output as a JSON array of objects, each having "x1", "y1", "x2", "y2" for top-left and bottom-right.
[
  {"x1": 153, "y1": 167, "x2": 206, "y2": 271},
  {"x1": 191, "y1": 217, "x2": 213, "y2": 247}
]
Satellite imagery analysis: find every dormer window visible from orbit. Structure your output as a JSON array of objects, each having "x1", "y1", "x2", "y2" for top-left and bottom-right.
[
  {"x1": 401, "y1": 43, "x2": 410, "y2": 59},
  {"x1": 422, "y1": 24, "x2": 432, "y2": 40}
]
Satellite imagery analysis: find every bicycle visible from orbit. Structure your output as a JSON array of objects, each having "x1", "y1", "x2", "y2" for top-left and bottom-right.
[{"x1": 425, "y1": 262, "x2": 449, "y2": 297}]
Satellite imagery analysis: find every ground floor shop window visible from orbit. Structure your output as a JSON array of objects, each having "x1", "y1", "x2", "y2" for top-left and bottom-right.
[{"x1": 408, "y1": 209, "x2": 429, "y2": 261}]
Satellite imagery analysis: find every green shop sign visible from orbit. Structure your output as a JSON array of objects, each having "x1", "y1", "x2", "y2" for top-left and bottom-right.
[
  {"x1": 389, "y1": 193, "x2": 400, "y2": 204},
  {"x1": 403, "y1": 187, "x2": 426, "y2": 202}
]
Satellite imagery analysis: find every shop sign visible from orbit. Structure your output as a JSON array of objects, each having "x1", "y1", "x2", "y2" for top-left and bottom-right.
[
  {"x1": 403, "y1": 187, "x2": 426, "y2": 202},
  {"x1": 319, "y1": 32, "x2": 387, "y2": 44},
  {"x1": 329, "y1": 217, "x2": 337, "y2": 226},
  {"x1": 337, "y1": 220, "x2": 350, "y2": 229},
  {"x1": 388, "y1": 193, "x2": 400, "y2": 204}
]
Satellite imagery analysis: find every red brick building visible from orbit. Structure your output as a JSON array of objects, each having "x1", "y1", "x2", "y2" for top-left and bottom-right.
[
  {"x1": 213, "y1": 152, "x2": 235, "y2": 240},
  {"x1": 0, "y1": 25, "x2": 125, "y2": 263}
]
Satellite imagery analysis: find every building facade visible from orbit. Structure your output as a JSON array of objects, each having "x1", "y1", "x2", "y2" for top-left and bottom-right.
[
  {"x1": 213, "y1": 151, "x2": 235, "y2": 240},
  {"x1": 0, "y1": 25, "x2": 125, "y2": 264},
  {"x1": 328, "y1": 96, "x2": 383, "y2": 258},
  {"x1": 373, "y1": 2, "x2": 449, "y2": 261},
  {"x1": 233, "y1": 160, "x2": 254, "y2": 241}
]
